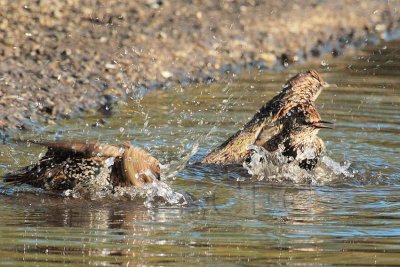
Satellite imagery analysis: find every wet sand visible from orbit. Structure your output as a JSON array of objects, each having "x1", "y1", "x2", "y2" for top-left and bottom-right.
[{"x1": 0, "y1": 0, "x2": 399, "y2": 132}]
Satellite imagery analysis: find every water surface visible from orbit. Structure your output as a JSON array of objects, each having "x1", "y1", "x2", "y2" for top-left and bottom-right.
[{"x1": 0, "y1": 40, "x2": 399, "y2": 266}]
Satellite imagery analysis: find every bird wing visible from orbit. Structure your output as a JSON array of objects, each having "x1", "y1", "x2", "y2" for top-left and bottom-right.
[
  {"x1": 3, "y1": 152, "x2": 65, "y2": 187},
  {"x1": 29, "y1": 140, "x2": 122, "y2": 158},
  {"x1": 253, "y1": 124, "x2": 279, "y2": 147},
  {"x1": 3, "y1": 141, "x2": 121, "y2": 187}
]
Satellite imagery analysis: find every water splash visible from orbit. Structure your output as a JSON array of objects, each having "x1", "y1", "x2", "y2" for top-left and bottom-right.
[
  {"x1": 320, "y1": 156, "x2": 354, "y2": 178},
  {"x1": 161, "y1": 142, "x2": 200, "y2": 180},
  {"x1": 59, "y1": 178, "x2": 189, "y2": 206},
  {"x1": 243, "y1": 145, "x2": 355, "y2": 185},
  {"x1": 0, "y1": 177, "x2": 188, "y2": 207},
  {"x1": 112, "y1": 180, "x2": 188, "y2": 208}
]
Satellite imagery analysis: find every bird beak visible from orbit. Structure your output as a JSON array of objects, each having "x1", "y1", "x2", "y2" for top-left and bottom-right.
[{"x1": 311, "y1": 120, "x2": 333, "y2": 129}]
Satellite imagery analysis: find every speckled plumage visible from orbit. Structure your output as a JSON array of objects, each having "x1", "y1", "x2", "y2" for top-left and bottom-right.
[
  {"x1": 4, "y1": 141, "x2": 160, "y2": 191},
  {"x1": 202, "y1": 70, "x2": 328, "y2": 165},
  {"x1": 262, "y1": 104, "x2": 329, "y2": 170}
]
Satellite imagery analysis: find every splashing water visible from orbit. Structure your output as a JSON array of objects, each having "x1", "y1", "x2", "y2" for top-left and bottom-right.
[
  {"x1": 243, "y1": 145, "x2": 355, "y2": 185},
  {"x1": 0, "y1": 177, "x2": 189, "y2": 207},
  {"x1": 319, "y1": 156, "x2": 354, "y2": 178},
  {"x1": 161, "y1": 142, "x2": 200, "y2": 180},
  {"x1": 112, "y1": 180, "x2": 188, "y2": 208},
  {"x1": 0, "y1": 169, "x2": 189, "y2": 206}
]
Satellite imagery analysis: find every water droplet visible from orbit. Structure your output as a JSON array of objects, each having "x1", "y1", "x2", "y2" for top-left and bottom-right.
[{"x1": 105, "y1": 157, "x2": 115, "y2": 167}]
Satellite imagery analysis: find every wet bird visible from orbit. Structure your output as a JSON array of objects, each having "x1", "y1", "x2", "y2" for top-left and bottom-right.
[
  {"x1": 201, "y1": 70, "x2": 329, "y2": 165},
  {"x1": 261, "y1": 104, "x2": 332, "y2": 170},
  {"x1": 4, "y1": 141, "x2": 160, "y2": 192}
]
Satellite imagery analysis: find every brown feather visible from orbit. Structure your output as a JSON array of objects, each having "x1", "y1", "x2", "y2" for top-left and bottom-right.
[
  {"x1": 30, "y1": 141, "x2": 122, "y2": 157},
  {"x1": 121, "y1": 145, "x2": 161, "y2": 187}
]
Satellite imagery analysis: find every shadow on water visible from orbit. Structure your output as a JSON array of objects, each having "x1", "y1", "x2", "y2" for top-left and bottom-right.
[{"x1": 0, "y1": 40, "x2": 399, "y2": 265}]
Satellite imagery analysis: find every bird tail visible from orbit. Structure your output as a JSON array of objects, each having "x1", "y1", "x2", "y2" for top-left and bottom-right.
[
  {"x1": 3, "y1": 160, "x2": 52, "y2": 187},
  {"x1": 3, "y1": 167, "x2": 35, "y2": 185}
]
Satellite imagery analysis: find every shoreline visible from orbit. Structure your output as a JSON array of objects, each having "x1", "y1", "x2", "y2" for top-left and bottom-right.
[{"x1": 1, "y1": 0, "x2": 400, "y2": 133}]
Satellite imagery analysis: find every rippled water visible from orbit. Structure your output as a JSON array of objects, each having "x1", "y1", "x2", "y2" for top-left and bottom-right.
[{"x1": 0, "y1": 40, "x2": 399, "y2": 266}]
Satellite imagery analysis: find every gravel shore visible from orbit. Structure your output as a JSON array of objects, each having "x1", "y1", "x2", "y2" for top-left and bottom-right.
[{"x1": 0, "y1": 0, "x2": 399, "y2": 132}]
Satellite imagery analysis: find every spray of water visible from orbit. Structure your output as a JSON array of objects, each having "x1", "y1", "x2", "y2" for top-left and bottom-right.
[{"x1": 243, "y1": 145, "x2": 356, "y2": 185}]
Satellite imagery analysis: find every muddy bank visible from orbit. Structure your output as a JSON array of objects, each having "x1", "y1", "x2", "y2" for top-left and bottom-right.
[{"x1": 0, "y1": 0, "x2": 399, "y2": 132}]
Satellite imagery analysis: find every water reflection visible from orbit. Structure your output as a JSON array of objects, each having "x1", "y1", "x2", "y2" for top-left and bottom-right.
[{"x1": 0, "y1": 182, "x2": 400, "y2": 265}]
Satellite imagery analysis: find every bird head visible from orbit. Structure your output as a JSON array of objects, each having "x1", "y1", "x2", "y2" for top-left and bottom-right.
[
  {"x1": 276, "y1": 102, "x2": 332, "y2": 134},
  {"x1": 289, "y1": 104, "x2": 333, "y2": 133},
  {"x1": 279, "y1": 104, "x2": 331, "y2": 169}
]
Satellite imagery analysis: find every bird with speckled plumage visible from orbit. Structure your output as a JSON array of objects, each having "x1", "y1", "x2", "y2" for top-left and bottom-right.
[
  {"x1": 201, "y1": 70, "x2": 330, "y2": 166},
  {"x1": 3, "y1": 141, "x2": 160, "y2": 192},
  {"x1": 260, "y1": 103, "x2": 332, "y2": 170}
]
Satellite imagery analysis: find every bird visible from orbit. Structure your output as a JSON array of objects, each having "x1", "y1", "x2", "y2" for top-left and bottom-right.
[
  {"x1": 201, "y1": 70, "x2": 329, "y2": 165},
  {"x1": 3, "y1": 141, "x2": 160, "y2": 192},
  {"x1": 261, "y1": 103, "x2": 332, "y2": 170}
]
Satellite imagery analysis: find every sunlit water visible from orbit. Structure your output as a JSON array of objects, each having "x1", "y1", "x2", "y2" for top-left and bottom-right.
[{"x1": 0, "y1": 40, "x2": 399, "y2": 266}]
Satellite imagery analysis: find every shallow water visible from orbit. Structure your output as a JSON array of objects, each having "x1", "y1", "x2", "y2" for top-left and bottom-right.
[{"x1": 0, "y1": 40, "x2": 400, "y2": 266}]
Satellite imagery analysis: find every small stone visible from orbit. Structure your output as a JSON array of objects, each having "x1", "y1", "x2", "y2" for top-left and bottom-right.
[
  {"x1": 375, "y1": 24, "x2": 386, "y2": 32},
  {"x1": 105, "y1": 63, "x2": 117, "y2": 70},
  {"x1": 259, "y1": 53, "x2": 277, "y2": 66},
  {"x1": 161, "y1": 70, "x2": 173, "y2": 79}
]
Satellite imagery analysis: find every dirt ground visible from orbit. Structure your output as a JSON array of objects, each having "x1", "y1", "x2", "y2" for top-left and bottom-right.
[{"x1": 0, "y1": 0, "x2": 399, "y2": 132}]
